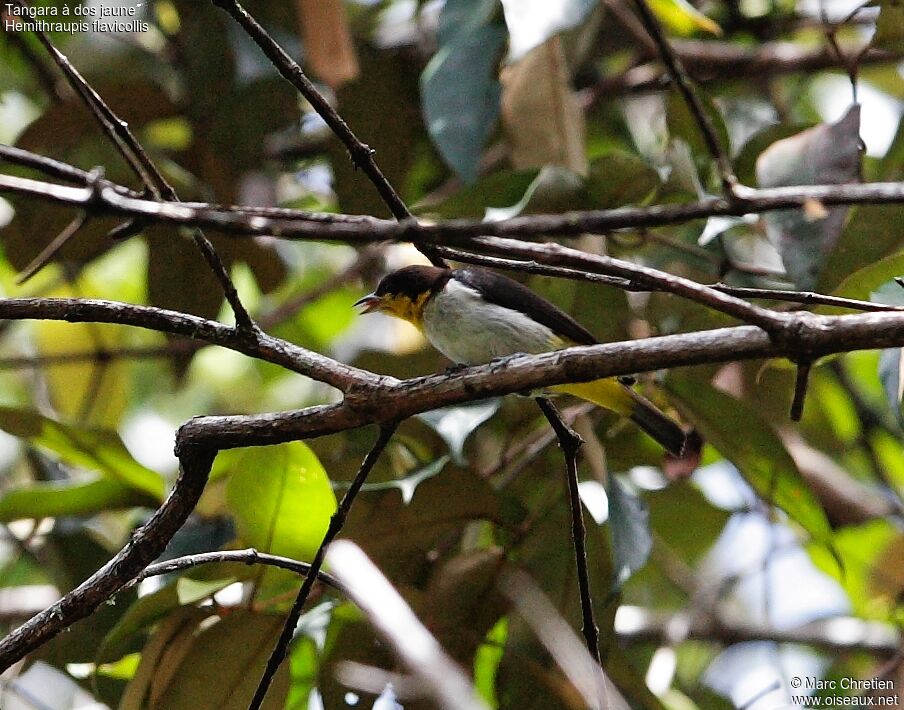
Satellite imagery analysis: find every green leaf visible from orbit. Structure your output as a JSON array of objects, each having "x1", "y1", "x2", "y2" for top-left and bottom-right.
[
  {"x1": 484, "y1": 165, "x2": 589, "y2": 220},
  {"x1": 421, "y1": 0, "x2": 506, "y2": 183},
  {"x1": 756, "y1": 105, "x2": 861, "y2": 290},
  {"x1": 414, "y1": 168, "x2": 539, "y2": 217},
  {"x1": 667, "y1": 375, "x2": 832, "y2": 541},
  {"x1": 500, "y1": 0, "x2": 596, "y2": 59},
  {"x1": 647, "y1": 0, "x2": 721, "y2": 36},
  {"x1": 418, "y1": 399, "x2": 500, "y2": 464},
  {"x1": 224, "y1": 441, "x2": 337, "y2": 561},
  {"x1": 830, "y1": 250, "x2": 904, "y2": 304},
  {"x1": 0, "y1": 479, "x2": 151, "y2": 522},
  {"x1": 809, "y1": 520, "x2": 899, "y2": 618},
  {"x1": 607, "y1": 475, "x2": 652, "y2": 587},
  {"x1": 0, "y1": 407, "x2": 165, "y2": 500}
]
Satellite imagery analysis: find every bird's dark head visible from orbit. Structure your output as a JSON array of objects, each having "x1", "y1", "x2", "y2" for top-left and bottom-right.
[{"x1": 354, "y1": 265, "x2": 451, "y2": 327}]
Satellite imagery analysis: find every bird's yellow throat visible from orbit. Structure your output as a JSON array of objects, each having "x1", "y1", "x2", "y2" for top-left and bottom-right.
[{"x1": 377, "y1": 292, "x2": 432, "y2": 330}]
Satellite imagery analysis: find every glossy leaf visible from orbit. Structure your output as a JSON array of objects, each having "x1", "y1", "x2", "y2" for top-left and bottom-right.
[
  {"x1": 421, "y1": 0, "x2": 506, "y2": 183},
  {"x1": 668, "y1": 375, "x2": 832, "y2": 541},
  {"x1": 0, "y1": 407, "x2": 165, "y2": 500},
  {"x1": 224, "y1": 441, "x2": 337, "y2": 561},
  {"x1": 756, "y1": 105, "x2": 861, "y2": 289}
]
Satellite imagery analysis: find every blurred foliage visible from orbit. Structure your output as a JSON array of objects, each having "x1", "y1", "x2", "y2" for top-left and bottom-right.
[{"x1": 0, "y1": 0, "x2": 903, "y2": 709}]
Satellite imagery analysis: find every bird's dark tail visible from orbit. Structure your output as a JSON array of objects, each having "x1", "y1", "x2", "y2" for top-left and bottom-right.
[{"x1": 627, "y1": 390, "x2": 688, "y2": 457}]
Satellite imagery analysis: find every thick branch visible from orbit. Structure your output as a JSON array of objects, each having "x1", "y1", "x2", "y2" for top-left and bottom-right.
[{"x1": 176, "y1": 310, "x2": 904, "y2": 451}]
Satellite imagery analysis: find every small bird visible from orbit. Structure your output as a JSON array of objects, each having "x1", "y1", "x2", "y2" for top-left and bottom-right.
[{"x1": 355, "y1": 265, "x2": 688, "y2": 455}]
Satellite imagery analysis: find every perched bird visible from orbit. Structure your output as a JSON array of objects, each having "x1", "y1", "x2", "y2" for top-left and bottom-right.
[{"x1": 355, "y1": 265, "x2": 688, "y2": 455}]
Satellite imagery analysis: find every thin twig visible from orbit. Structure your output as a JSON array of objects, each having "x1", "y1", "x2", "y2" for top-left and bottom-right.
[
  {"x1": 129, "y1": 548, "x2": 344, "y2": 593},
  {"x1": 208, "y1": 0, "x2": 447, "y2": 269},
  {"x1": 16, "y1": 212, "x2": 88, "y2": 284},
  {"x1": 248, "y1": 422, "x2": 399, "y2": 710},
  {"x1": 628, "y1": 0, "x2": 739, "y2": 195},
  {"x1": 536, "y1": 398, "x2": 600, "y2": 664},
  {"x1": 712, "y1": 284, "x2": 904, "y2": 312}
]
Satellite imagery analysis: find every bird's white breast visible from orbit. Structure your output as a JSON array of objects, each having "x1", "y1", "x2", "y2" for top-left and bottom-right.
[{"x1": 422, "y1": 279, "x2": 561, "y2": 364}]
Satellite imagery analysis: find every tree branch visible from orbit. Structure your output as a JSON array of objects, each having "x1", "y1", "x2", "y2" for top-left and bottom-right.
[
  {"x1": 174, "y1": 310, "x2": 904, "y2": 451},
  {"x1": 3, "y1": 170, "x2": 903, "y2": 244}
]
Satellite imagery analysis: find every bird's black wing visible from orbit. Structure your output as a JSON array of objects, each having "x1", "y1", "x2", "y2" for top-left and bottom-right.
[{"x1": 455, "y1": 268, "x2": 597, "y2": 345}]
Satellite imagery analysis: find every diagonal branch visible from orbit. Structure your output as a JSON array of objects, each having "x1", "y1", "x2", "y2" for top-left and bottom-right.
[
  {"x1": 249, "y1": 422, "x2": 399, "y2": 710},
  {"x1": 627, "y1": 0, "x2": 739, "y2": 195},
  {"x1": 0, "y1": 445, "x2": 216, "y2": 670},
  {"x1": 209, "y1": 0, "x2": 446, "y2": 269}
]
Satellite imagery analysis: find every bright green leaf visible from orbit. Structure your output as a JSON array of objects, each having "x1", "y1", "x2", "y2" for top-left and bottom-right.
[{"x1": 224, "y1": 442, "x2": 337, "y2": 561}]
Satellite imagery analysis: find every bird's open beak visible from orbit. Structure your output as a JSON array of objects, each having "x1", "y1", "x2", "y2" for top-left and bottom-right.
[{"x1": 354, "y1": 293, "x2": 382, "y2": 314}]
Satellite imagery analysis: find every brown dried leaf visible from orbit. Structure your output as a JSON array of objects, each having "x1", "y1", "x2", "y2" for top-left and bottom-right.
[
  {"x1": 296, "y1": 0, "x2": 359, "y2": 90},
  {"x1": 500, "y1": 36, "x2": 587, "y2": 175}
]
